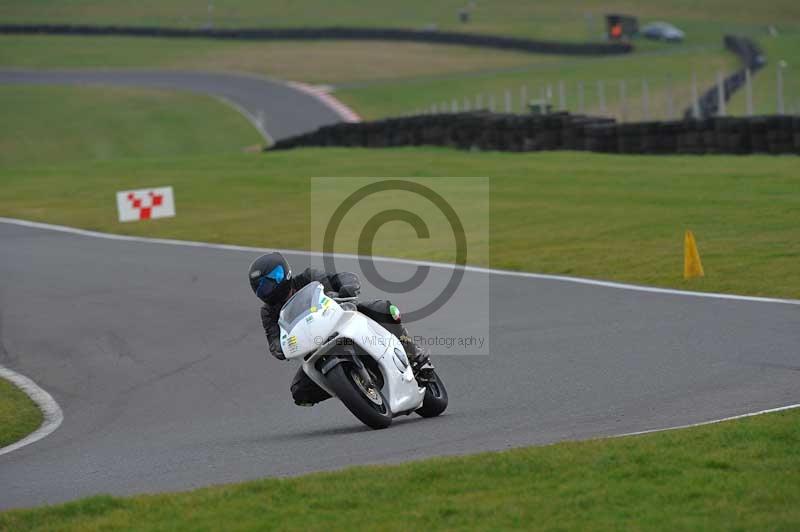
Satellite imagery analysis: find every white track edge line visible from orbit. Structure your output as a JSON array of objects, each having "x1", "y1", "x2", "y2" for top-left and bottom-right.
[
  {"x1": 0, "y1": 366, "x2": 64, "y2": 457},
  {"x1": 2, "y1": 216, "x2": 798, "y2": 306},
  {"x1": 213, "y1": 95, "x2": 275, "y2": 146},
  {"x1": 614, "y1": 403, "x2": 800, "y2": 438}
]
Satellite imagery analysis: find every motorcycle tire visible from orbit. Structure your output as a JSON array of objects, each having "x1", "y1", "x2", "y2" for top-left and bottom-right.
[
  {"x1": 326, "y1": 362, "x2": 392, "y2": 429},
  {"x1": 415, "y1": 370, "x2": 448, "y2": 418}
]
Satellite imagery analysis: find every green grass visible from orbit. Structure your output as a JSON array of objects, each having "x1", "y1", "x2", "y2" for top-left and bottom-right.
[
  {"x1": 0, "y1": 35, "x2": 548, "y2": 85},
  {"x1": 0, "y1": 85, "x2": 262, "y2": 166},
  {"x1": 1, "y1": 148, "x2": 798, "y2": 299},
  {"x1": 2, "y1": 407, "x2": 798, "y2": 529},
  {"x1": 0, "y1": 376, "x2": 43, "y2": 449}
]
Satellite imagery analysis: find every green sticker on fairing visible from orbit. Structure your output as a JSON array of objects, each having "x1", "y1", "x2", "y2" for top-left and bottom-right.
[{"x1": 389, "y1": 304, "x2": 401, "y2": 321}]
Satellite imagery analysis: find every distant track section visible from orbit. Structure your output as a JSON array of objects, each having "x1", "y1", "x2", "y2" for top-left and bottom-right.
[
  {"x1": 0, "y1": 69, "x2": 357, "y2": 142},
  {"x1": 0, "y1": 24, "x2": 633, "y2": 56}
]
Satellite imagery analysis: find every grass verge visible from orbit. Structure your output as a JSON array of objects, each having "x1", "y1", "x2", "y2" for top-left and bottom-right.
[
  {"x1": 0, "y1": 85, "x2": 262, "y2": 166},
  {"x1": 0, "y1": 36, "x2": 548, "y2": 85},
  {"x1": 1, "y1": 408, "x2": 798, "y2": 529},
  {"x1": 1, "y1": 148, "x2": 798, "y2": 299},
  {"x1": 0, "y1": 375, "x2": 43, "y2": 449}
]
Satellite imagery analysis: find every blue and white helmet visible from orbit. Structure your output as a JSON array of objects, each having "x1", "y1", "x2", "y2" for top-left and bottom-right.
[{"x1": 248, "y1": 252, "x2": 293, "y2": 304}]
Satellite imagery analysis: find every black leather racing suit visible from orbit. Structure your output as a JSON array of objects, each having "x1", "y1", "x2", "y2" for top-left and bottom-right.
[{"x1": 260, "y1": 268, "x2": 413, "y2": 405}]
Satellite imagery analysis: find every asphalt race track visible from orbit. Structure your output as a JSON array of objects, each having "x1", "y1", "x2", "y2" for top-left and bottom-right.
[
  {"x1": 0, "y1": 69, "x2": 352, "y2": 142},
  {"x1": 1, "y1": 219, "x2": 798, "y2": 509}
]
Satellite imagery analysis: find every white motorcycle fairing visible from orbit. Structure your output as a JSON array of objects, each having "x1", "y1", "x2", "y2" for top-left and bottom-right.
[{"x1": 279, "y1": 282, "x2": 425, "y2": 416}]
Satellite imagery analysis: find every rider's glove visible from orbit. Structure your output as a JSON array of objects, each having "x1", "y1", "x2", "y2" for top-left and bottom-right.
[
  {"x1": 337, "y1": 284, "x2": 359, "y2": 298},
  {"x1": 330, "y1": 272, "x2": 360, "y2": 298}
]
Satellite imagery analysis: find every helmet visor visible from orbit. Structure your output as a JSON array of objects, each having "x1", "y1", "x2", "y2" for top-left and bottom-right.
[{"x1": 255, "y1": 265, "x2": 286, "y2": 301}]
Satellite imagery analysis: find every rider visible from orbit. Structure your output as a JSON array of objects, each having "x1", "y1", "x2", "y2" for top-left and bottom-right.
[{"x1": 248, "y1": 252, "x2": 431, "y2": 407}]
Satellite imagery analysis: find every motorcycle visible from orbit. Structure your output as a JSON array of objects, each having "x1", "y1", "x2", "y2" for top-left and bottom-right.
[{"x1": 279, "y1": 281, "x2": 448, "y2": 429}]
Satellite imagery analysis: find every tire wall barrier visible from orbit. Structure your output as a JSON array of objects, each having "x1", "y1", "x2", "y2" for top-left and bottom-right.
[
  {"x1": 0, "y1": 23, "x2": 632, "y2": 56},
  {"x1": 683, "y1": 35, "x2": 766, "y2": 119},
  {"x1": 269, "y1": 112, "x2": 800, "y2": 155}
]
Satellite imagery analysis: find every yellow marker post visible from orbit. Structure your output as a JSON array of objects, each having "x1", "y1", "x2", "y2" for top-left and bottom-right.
[{"x1": 683, "y1": 230, "x2": 705, "y2": 279}]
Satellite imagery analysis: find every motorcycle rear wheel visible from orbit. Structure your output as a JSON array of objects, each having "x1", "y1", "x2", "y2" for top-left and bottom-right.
[{"x1": 326, "y1": 363, "x2": 392, "y2": 429}]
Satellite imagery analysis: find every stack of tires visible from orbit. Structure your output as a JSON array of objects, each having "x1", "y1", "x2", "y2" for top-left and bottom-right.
[{"x1": 270, "y1": 112, "x2": 800, "y2": 155}]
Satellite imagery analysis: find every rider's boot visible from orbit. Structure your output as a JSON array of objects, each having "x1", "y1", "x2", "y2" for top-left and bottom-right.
[{"x1": 398, "y1": 326, "x2": 435, "y2": 381}]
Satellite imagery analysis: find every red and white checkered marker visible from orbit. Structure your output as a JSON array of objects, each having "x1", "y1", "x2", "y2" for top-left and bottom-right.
[{"x1": 116, "y1": 186, "x2": 176, "y2": 223}]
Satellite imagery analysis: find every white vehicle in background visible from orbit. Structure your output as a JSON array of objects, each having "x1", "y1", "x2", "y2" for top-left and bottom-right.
[
  {"x1": 279, "y1": 281, "x2": 448, "y2": 429},
  {"x1": 642, "y1": 22, "x2": 685, "y2": 42}
]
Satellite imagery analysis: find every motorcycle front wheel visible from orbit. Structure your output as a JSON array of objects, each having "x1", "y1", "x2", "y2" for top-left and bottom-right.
[
  {"x1": 415, "y1": 370, "x2": 448, "y2": 418},
  {"x1": 326, "y1": 362, "x2": 392, "y2": 429}
]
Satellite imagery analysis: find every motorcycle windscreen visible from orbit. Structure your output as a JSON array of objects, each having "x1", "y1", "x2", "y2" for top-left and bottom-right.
[{"x1": 278, "y1": 281, "x2": 324, "y2": 333}]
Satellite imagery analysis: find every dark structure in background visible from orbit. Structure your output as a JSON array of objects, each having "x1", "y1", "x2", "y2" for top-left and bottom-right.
[
  {"x1": 269, "y1": 112, "x2": 800, "y2": 156},
  {"x1": 270, "y1": 32, "x2": 788, "y2": 156},
  {"x1": 684, "y1": 35, "x2": 766, "y2": 119},
  {"x1": 606, "y1": 14, "x2": 638, "y2": 40},
  {"x1": 0, "y1": 23, "x2": 632, "y2": 56}
]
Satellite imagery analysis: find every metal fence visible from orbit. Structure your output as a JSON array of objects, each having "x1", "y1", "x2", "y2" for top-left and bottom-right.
[{"x1": 409, "y1": 64, "x2": 795, "y2": 121}]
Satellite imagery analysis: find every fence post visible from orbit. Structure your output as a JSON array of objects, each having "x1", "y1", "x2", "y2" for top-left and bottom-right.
[
  {"x1": 463, "y1": 97, "x2": 471, "y2": 112},
  {"x1": 476, "y1": 94, "x2": 483, "y2": 110},
  {"x1": 520, "y1": 85, "x2": 528, "y2": 112},
  {"x1": 666, "y1": 74, "x2": 674, "y2": 120},
  {"x1": 619, "y1": 79, "x2": 627, "y2": 122},
  {"x1": 777, "y1": 63, "x2": 784, "y2": 114},
  {"x1": 745, "y1": 68, "x2": 754, "y2": 116},
  {"x1": 578, "y1": 81, "x2": 584, "y2": 114},
  {"x1": 451, "y1": 99, "x2": 459, "y2": 113},
  {"x1": 641, "y1": 78, "x2": 650, "y2": 121},
  {"x1": 691, "y1": 72, "x2": 700, "y2": 119},
  {"x1": 539, "y1": 86, "x2": 547, "y2": 114},
  {"x1": 717, "y1": 70, "x2": 726, "y2": 116},
  {"x1": 489, "y1": 94, "x2": 496, "y2": 112},
  {"x1": 598, "y1": 80, "x2": 606, "y2": 114},
  {"x1": 431, "y1": 103, "x2": 438, "y2": 114},
  {"x1": 504, "y1": 89, "x2": 512, "y2": 113},
  {"x1": 558, "y1": 80, "x2": 566, "y2": 111}
]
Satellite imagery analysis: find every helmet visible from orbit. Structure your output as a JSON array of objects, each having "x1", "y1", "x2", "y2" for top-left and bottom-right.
[{"x1": 248, "y1": 252, "x2": 293, "y2": 305}]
